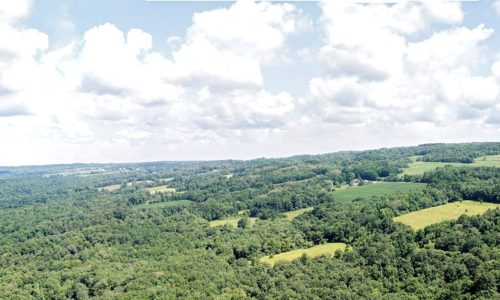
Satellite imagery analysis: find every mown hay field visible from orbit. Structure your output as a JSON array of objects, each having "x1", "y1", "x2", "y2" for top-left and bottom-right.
[
  {"x1": 332, "y1": 182, "x2": 426, "y2": 203},
  {"x1": 98, "y1": 184, "x2": 121, "y2": 192},
  {"x1": 260, "y1": 243, "x2": 347, "y2": 266},
  {"x1": 394, "y1": 200, "x2": 499, "y2": 230},
  {"x1": 402, "y1": 155, "x2": 500, "y2": 176},
  {"x1": 209, "y1": 217, "x2": 257, "y2": 228},
  {"x1": 283, "y1": 207, "x2": 314, "y2": 220},
  {"x1": 143, "y1": 186, "x2": 176, "y2": 194}
]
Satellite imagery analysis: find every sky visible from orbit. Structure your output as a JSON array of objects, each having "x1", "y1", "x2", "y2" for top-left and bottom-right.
[{"x1": 0, "y1": 0, "x2": 499, "y2": 166}]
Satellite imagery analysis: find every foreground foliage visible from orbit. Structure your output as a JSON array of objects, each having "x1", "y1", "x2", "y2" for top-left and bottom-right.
[{"x1": 0, "y1": 142, "x2": 499, "y2": 299}]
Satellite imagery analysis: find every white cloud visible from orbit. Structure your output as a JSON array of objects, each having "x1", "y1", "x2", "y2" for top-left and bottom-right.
[
  {"x1": 308, "y1": 1, "x2": 498, "y2": 131},
  {"x1": 0, "y1": 0, "x2": 499, "y2": 166},
  {"x1": 0, "y1": 0, "x2": 32, "y2": 24},
  {"x1": 166, "y1": 0, "x2": 307, "y2": 90},
  {"x1": 318, "y1": 1, "x2": 463, "y2": 81},
  {"x1": 406, "y1": 25, "x2": 493, "y2": 72},
  {"x1": 493, "y1": 1, "x2": 500, "y2": 16}
]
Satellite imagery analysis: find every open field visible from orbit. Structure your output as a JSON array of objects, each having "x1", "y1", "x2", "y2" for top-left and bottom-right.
[
  {"x1": 402, "y1": 162, "x2": 467, "y2": 176},
  {"x1": 402, "y1": 155, "x2": 500, "y2": 176},
  {"x1": 472, "y1": 155, "x2": 500, "y2": 167},
  {"x1": 143, "y1": 186, "x2": 177, "y2": 194},
  {"x1": 133, "y1": 200, "x2": 194, "y2": 209},
  {"x1": 283, "y1": 207, "x2": 314, "y2": 220},
  {"x1": 394, "y1": 200, "x2": 500, "y2": 230},
  {"x1": 260, "y1": 243, "x2": 347, "y2": 266},
  {"x1": 332, "y1": 182, "x2": 426, "y2": 203},
  {"x1": 209, "y1": 217, "x2": 257, "y2": 228},
  {"x1": 98, "y1": 184, "x2": 122, "y2": 192},
  {"x1": 126, "y1": 180, "x2": 154, "y2": 187}
]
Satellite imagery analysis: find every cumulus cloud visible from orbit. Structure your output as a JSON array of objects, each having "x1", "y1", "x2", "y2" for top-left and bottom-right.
[
  {"x1": 318, "y1": 1, "x2": 463, "y2": 81},
  {"x1": 493, "y1": 1, "x2": 500, "y2": 16},
  {"x1": 308, "y1": 1, "x2": 499, "y2": 130},
  {"x1": 0, "y1": 0, "x2": 32, "y2": 24},
  {"x1": 0, "y1": 0, "x2": 499, "y2": 165},
  {"x1": 166, "y1": 0, "x2": 308, "y2": 90}
]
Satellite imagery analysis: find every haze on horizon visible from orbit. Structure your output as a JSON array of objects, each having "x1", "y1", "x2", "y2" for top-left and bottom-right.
[{"x1": 1, "y1": 0, "x2": 500, "y2": 166}]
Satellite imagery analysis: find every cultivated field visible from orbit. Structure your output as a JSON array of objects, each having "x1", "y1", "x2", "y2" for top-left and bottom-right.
[
  {"x1": 143, "y1": 185, "x2": 176, "y2": 194},
  {"x1": 283, "y1": 207, "x2": 314, "y2": 220},
  {"x1": 209, "y1": 217, "x2": 257, "y2": 228},
  {"x1": 402, "y1": 155, "x2": 500, "y2": 176},
  {"x1": 98, "y1": 184, "x2": 122, "y2": 192},
  {"x1": 332, "y1": 182, "x2": 426, "y2": 202},
  {"x1": 260, "y1": 243, "x2": 347, "y2": 266},
  {"x1": 394, "y1": 200, "x2": 500, "y2": 230}
]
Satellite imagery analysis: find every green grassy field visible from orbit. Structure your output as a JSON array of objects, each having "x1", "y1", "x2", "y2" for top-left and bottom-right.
[
  {"x1": 260, "y1": 243, "x2": 347, "y2": 266},
  {"x1": 472, "y1": 155, "x2": 500, "y2": 167},
  {"x1": 126, "y1": 180, "x2": 154, "y2": 187},
  {"x1": 394, "y1": 200, "x2": 500, "y2": 230},
  {"x1": 283, "y1": 207, "x2": 314, "y2": 220},
  {"x1": 209, "y1": 217, "x2": 258, "y2": 228},
  {"x1": 402, "y1": 162, "x2": 467, "y2": 176},
  {"x1": 332, "y1": 182, "x2": 427, "y2": 202},
  {"x1": 133, "y1": 200, "x2": 194, "y2": 209},
  {"x1": 143, "y1": 185, "x2": 176, "y2": 194},
  {"x1": 402, "y1": 155, "x2": 500, "y2": 176},
  {"x1": 98, "y1": 184, "x2": 121, "y2": 192}
]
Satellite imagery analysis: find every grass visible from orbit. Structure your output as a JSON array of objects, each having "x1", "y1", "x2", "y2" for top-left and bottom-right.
[
  {"x1": 143, "y1": 185, "x2": 176, "y2": 194},
  {"x1": 394, "y1": 200, "x2": 500, "y2": 230},
  {"x1": 402, "y1": 162, "x2": 466, "y2": 176},
  {"x1": 472, "y1": 155, "x2": 500, "y2": 167},
  {"x1": 209, "y1": 217, "x2": 257, "y2": 228},
  {"x1": 260, "y1": 243, "x2": 347, "y2": 266},
  {"x1": 332, "y1": 182, "x2": 427, "y2": 203},
  {"x1": 133, "y1": 200, "x2": 193, "y2": 209},
  {"x1": 126, "y1": 180, "x2": 153, "y2": 187},
  {"x1": 98, "y1": 184, "x2": 121, "y2": 192},
  {"x1": 283, "y1": 207, "x2": 314, "y2": 220},
  {"x1": 402, "y1": 155, "x2": 500, "y2": 176}
]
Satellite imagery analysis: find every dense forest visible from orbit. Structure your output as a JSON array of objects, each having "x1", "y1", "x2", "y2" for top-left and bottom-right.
[{"x1": 0, "y1": 142, "x2": 499, "y2": 299}]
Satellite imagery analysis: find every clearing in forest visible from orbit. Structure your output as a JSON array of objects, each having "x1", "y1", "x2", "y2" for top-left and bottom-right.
[
  {"x1": 260, "y1": 243, "x2": 347, "y2": 266},
  {"x1": 133, "y1": 200, "x2": 194, "y2": 209},
  {"x1": 98, "y1": 184, "x2": 121, "y2": 192},
  {"x1": 209, "y1": 217, "x2": 257, "y2": 228},
  {"x1": 332, "y1": 182, "x2": 426, "y2": 202},
  {"x1": 402, "y1": 155, "x2": 500, "y2": 176},
  {"x1": 282, "y1": 207, "x2": 314, "y2": 220},
  {"x1": 394, "y1": 200, "x2": 500, "y2": 230},
  {"x1": 143, "y1": 185, "x2": 176, "y2": 194}
]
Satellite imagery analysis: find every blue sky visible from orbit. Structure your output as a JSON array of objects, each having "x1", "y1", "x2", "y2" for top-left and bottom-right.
[{"x1": 0, "y1": 0, "x2": 499, "y2": 165}]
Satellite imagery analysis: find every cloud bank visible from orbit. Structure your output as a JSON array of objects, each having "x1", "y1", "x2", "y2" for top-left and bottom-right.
[{"x1": 0, "y1": 0, "x2": 498, "y2": 165}]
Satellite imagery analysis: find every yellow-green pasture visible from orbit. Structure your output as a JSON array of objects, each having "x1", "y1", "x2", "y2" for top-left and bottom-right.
[
  {"x1": 260, "y1": 243, "x2": 347, "y2": 266},
  {"x1": 402, "y1": 155, "x2": 500, "y2": 176},
  {"x1": 473, "y1": 155, "x2": 500, "y2": 167},
  {"x1": 283, "y1": 207, "x2": 314, "y2": 220},
  {"x1": 98, "y1": 184, "x2": 121, "y2": 192},
  {"x1": 394, "y1": 201, "x2": 499, "y2": 230},
  {"x1": 143, "y1": 185, "x2": 176, "y2": 194},
  {"x1": 209, "y1": 217, "x2": 257, "y2": 228},
  {"x1": 332, "y1": 182, "x2": 426, "y2": 203}
]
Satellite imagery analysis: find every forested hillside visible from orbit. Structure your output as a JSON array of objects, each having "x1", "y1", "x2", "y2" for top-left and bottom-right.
[{"x1": 0, "y1": 143, "x2": 499, "y2": 299}]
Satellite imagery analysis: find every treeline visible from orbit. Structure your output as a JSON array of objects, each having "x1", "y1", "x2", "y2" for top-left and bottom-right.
[{"x1": 421, "y1": 166, "x2": 500, "y2": 203}]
